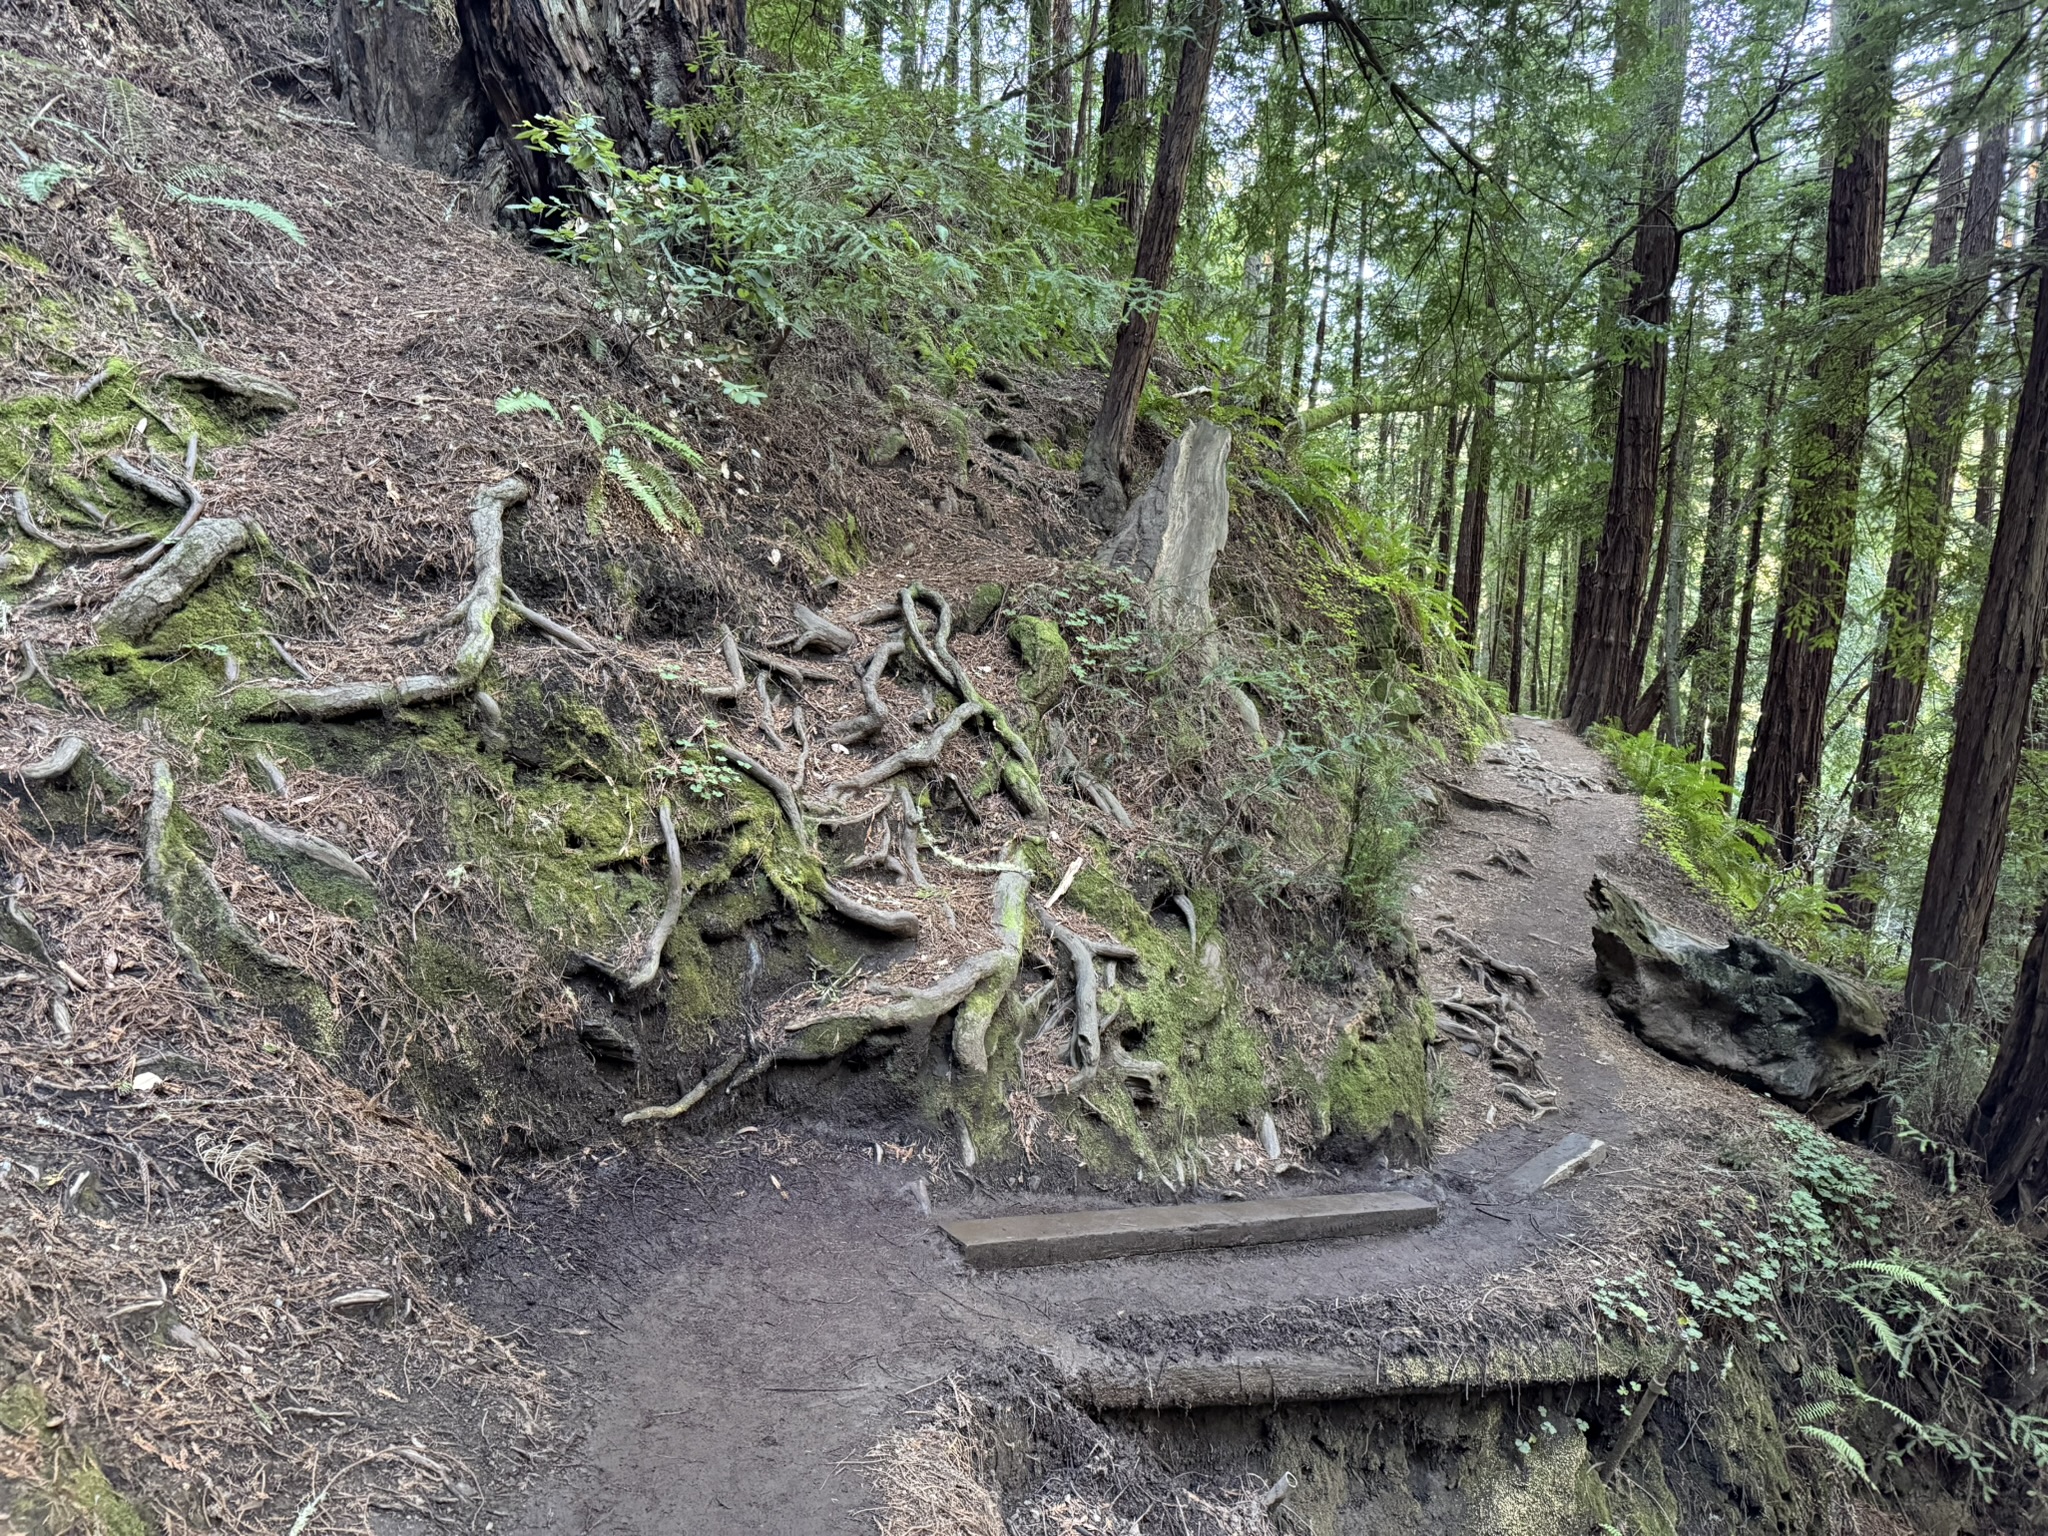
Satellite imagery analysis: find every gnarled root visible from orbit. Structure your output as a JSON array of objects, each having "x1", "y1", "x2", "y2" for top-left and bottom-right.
[
  {"x1": 98, "y1": 518, "x2": 249, "y2": 642},
  {"x1": 502, "y1": 590, "x2": 600, "y2": 654},
  {"x1": 234, "y1": 477, "x2": 526, "y2": 719},
  {"x1": 823, "y1": 637, "x2": 904, "y2": 743},
  {"x1": 899, "y1": 587, "x2": 1047, "y2": 815},
  {"x1": 1434, "y1": 924, "x2": 1545, "y2": 995},
  {"x1": 777, "y1": 946, "x2": 1012, "y2": 1061},
  {"x1": 575, "y1": 801, "x2": 685, "y2": 994},
  {"x1": 9, "y1": 488, "x2": 153, "y2": 557},
  {"x1": 822, "y1": 879, "x2": 921, "y2": 938},
  {"x1": 830, "y1": 700, "x2": 981, "y2": 794},
  {"x1": 619, "y1": 1050, "x2": 745, "y2": 1126},
  {"x1": 770, "y1": 603, "x2": 856, "y2": 655},
  {"x1": 1034, "y1": 900, "x2": 1138, "y2": 1068},
  {"x1": 952, "y1": 868, "x2": 1029, "y2": 1073},
  {"x1": 220, "y1": 806, "x2": 378, "y2": 890},
  {"x1": 713, "y1": 742, "x2": 814, "y2": 857}
]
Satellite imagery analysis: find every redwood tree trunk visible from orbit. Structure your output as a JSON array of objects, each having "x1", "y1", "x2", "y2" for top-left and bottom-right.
[
  {"x1": 1973, "y1": 895, "x2": 2048, "y2": 1217},
  {"x1": 454, "y1": 0, "x2": 748, "y2": 200},
  {"x1": 1091, "y1": 0, "x2": 1150, "y2": 229},
  {"x1": 1561, "y1": 0, "x2": 1686, "y2": 731},
  {"x1": 1831, "y1": 119, "x2": 2006, "y2": 925},
  {"x1": 1902, "y1": 232, "x2": 2048, "y2": 1038},
  {"x1": 1737, "y1": 8, "x2": 1892, "y2": 854},
  {"x1": 1077, "y1": 0, "x2": 1222, "y2": 524},
  {"x1": 1451, "y1": 372, "x2": 1498, "y2": 649}
]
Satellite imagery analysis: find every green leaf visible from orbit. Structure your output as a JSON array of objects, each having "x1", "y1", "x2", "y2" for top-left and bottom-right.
[
  {"x1": 165, "y1": 187, "x2": 306, "y2": 244},
  {"x1": 1796, "y1": 1426, "x2": 1872, "y2": 1486},
  {"x1": 17, "y1": 163, "x2": 84, "y2": 204},
  {"x1": 494, "y1": 390, "x2": 562, "y2": 423},
  {"x1": 720, "y1": 379, "x2": 768, "y2": 406}
]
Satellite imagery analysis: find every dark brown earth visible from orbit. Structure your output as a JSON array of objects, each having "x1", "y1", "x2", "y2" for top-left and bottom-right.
[{"x1": 423, "y1": 718, "x2": 1776, "y2": 1534}]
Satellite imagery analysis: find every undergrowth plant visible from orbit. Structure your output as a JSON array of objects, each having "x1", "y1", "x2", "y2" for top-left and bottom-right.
[
  {"x1": 515, "y1": 52, "x2": 1127, "y2": 389},
  {"x1": 1595, "y1": 1111, "x2": 2048, "y2": 1520},
  {"x1": 1591, "y1": 724, "x2": 1847, "y2": 958},
  {"x1": 494, "y1": 390, "x2": 704, "y2": 534}
]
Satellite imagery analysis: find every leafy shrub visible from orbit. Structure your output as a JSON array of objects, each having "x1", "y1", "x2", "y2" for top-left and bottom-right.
[
  {"x1": 516, "y1": 52, "x2": 1128, "y2": 386},
  {"x1": 1591, "y1": 724, "x2": 1843, "y2": 955}
]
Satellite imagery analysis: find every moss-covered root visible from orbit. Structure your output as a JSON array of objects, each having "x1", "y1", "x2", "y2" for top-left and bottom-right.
[
  {"x1": 779, "y1": 945, "x2": 1010, "y2": 1061},
  {"x1": 96, "y1": 517, "x2": 248, "y2": 641},
  {"x1": 953, "y1": 869, "x2": 1030, "y2": 1073},
  {"x1": 903, "y1": 585, "x2": 1048, "y2": 816},
  {"x1": 2, "y1": 735, "x2": 131, "y2": 838},
  {"x1": 143, "y1": 761, "x2": 339, "y2": 1055},
  {"x1": 231, "y1": 475, "x2": 527, "y2": 719},
  {"x1": 221, "y1": 806, "x2": 379, "y2": 919}
]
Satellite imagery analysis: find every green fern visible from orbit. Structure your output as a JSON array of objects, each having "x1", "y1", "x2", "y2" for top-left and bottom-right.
[
  {"x1": 17, "y1": 163, "x2": 83, "y2": 204},
  {"x1": 1844, "y1": 1259, "x2": 1955, "y2": 1310},
  {"x1": 604, "y1": 448, "x2": 673, "y2": 531},
  {"x1": 1796, "y1": 1425, "x2": 1873, "y2": 1485},
  {"x1": 621, "y1": 416, "x2": 706, "y2": 469},
  {"x1": 166, "y1": 187, "x2": 305, "y2": 244},
  {"x1": 572, "y1": 403, "x2": 608, "y2": 446},
  {"x1": 494, "y1": 389, "x2": 562, "y2": 423}
]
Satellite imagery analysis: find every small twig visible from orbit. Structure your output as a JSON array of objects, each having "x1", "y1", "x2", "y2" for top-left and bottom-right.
[
  {"x1": 265, "y1": 633, "x2": 313, "y2": 681},
  {"x1": 503, "y1": 590, "x2": 601, "y2": 654},
  {"x1": 620, "y1": 1049, "x2": 744, "y2": 1125},
  {"x1": 72, "y1": 364, "x2": 115, "y2": 403}
]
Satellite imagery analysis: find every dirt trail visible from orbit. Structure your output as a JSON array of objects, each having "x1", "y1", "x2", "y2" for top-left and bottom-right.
[{"x1": 461, "y1": 718, "x2": 1738, "y2": 1534}]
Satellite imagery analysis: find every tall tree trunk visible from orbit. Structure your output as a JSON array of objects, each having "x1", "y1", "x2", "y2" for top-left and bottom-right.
[
  {"x1": 1027, "y1": 0, "x2": 1052, "y2": 153},
  {"x1": 1561, "y1": 0, "x2": 1688, "y2": 731},
  {"x1": 1065, "y1": 0, "x2": 1102, "y2": 196},
  {"x1": 452, "y1": 0, "x2": 748, "y2": 200},
  {"x1": 942, "y1": 0, "x2": 962, "y2": 95},
  {"x1": 1452, "y1": 374, "x2": 1499, "y2": 648},
  {"x1": 1507, "y1": 479, "x2": 1534, "y2": 710},
  {"x1": 1972, "y1": 894, "x2": 2048, "y2": 1217},
  {"x1": 1738, "y1": 2, "x2": 1894, "y2": 855},
  {"x1": 1831, "y1": 120, "x2": 2008, "y2": 926},
  {"x1": 1077, "y1": 0, "x2": 1223, "y2": 525},
  {"x1": 330, "y1": 0, "x2": 483, "y2": 172},
  {"x1": 1434, "y1": 408, "x2": 1469, "y2": 586},
  {"x1": 1679, "y1": 300, "x2": 1749, "y2": 755},
  {"x1": 1903, "y1": 228, "x2": 2048, "y2": 1039},
  {"x1": 1050, "y1": 0, "x2": 1075, "y2": 167},
  {"x1": 1091, "y1": 0, "x2": 1149, "y2": 228}
]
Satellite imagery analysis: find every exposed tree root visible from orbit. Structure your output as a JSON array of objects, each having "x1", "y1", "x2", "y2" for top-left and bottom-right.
[
  {"x1": 778, "y1": 946, "x2": 1013, "y2": 1061},
  {"x1": 901, "y1": 586, "x2": 1046, "y2": 815},
  {"x1": 142, "y1": 761, "x2": 337, "y2": 1053},
  {"x1": 234, "y1": 477, "x2": 526, "y2": 719},
  {"x1": 220, "y1": 807, "x2": 378, "y2": 892},
  {"x1": 250, "y1": 749, "x2": 290, "y2": 795},
  {"x1": 9, "y1": 489, "x2": 154, "y2": 557},
  {"x1": 98, "y1": 517, "x2": 249, "y2": 641},
  {"x1": 822, "y1": 879, "x2": 921, "y2": 938},
  {"x1": 1434, "y1": 925, "x2": 1545, "y2": 995},
  {"x1": 502, "y1": 590, "x2": 600, "y2": 654},
  {"x1": 106, "y1": 452, "x2": 188, "y2": 508},
  {"x1": 952, "y1": 868, "x2": 1029, "y2": 1073},
  {"x1": 71, "y1": 364, "x2": 114, "y2": 404},
  {"x1": 1, "y1": 891, "x2": 53, "y2": 965},
  {"x1": 754, "y1": 669, "x2": 791, "y2": 750},
  {"x1": 823, "y1": 637, "x2": 904, "y2": 743},
  {"x1": 743, "y1": 647, "x2": 845, "y2": 685},
  {"x1": 574, "y1": 801, "x2": 685, "y2": 994},
  {"x1": 165, "y1": 363, "x2": 299, "y2": 413},
  {"x1": 831, "y1": 700, "x2": 982, "y2": 794},
  {"x1": 770, "y1": 603, "x2": 856, "y2": 655},
  {"x1": 713, "y1": 742, "x2": 814, "y2": 855},
  {"x1": 1425, "y1": 775, "x2": 1553, "y2": 825},
  {"x1": 894, "y1": 783, "x2": 928, "y2": 889},
  {"x1": 619, "y1": 1049, "x2": 746, "y2": 1125},
  {"x1": 1034, "y1": 901, "x2": 1133, "y2": 1067}
]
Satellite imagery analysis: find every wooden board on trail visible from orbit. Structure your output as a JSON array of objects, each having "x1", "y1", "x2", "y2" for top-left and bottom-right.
[{"x1": 940, "y1": 1191, "x2": 1438, "y2": 1269}]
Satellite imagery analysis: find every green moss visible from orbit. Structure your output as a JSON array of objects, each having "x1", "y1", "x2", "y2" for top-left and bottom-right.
[
  {"x1": 1321, "y1": 999, "x2": 1430, "y2": 1152},
  {"x1": 1007, "y1": 615, "x2": 1071, "y2": 712},
  {"x1": 147, "y1": 781, "x2": 338, "y2": 1056},
  {"x1": 962, "y1": 581, "x2": 1007, "y2": 633},
  {"x1": 230, "y1": 821, "x2": 377, "y2": 919},
  {"x1": 1, "y1": 1382, "x2": 152, "y2": 1536},
  {"x1": 814, "y1": 513, "x2": 867, "y2": 576}
]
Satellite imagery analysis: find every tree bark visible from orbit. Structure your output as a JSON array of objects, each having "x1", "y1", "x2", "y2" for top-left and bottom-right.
[
  {"x1": 1680, "y1": 304, "x2": 1747, "y2": 755},
  {"x1": 1451, "y1": 372, "x2": 1498, "y2": 649},
  {"x1": 1902, "y1": 234, "x2": 2048, "y2": 1039},
  {"x1": 330, "y1": 0, "x2": 485, "y2": 173},
  {"x1": 455, "y1": 0, "x2": 747, "y2": 201},
  {"x1": 1434, "y1": 407, "x2": 1469, "y2": 585},
  {"x1": 1562, "y1": 0, "x2": 1687, "y2": 732},
  {"x1": 1091, "y1": 0, "x2": 1150, "y2": 228},
  {"x1": 1972, "y1": 894, "x2": 2048, "y2": 1217},
  {"x1": 1065, "y1": 0, "x2": 1102, "y2": 196},
  {"x1": 1737, "y1": 4, "x2": 1893, "y2": 855},
  {"x1": 1077, "y1": 0, "x2": 1222, "y2": 525},
  {"x1": 1831, "y1": 120, "x2": 2007, "y2": 926},
  {"x1": 1507, "y1": 478, "x2": 1533, "y2": 710}
]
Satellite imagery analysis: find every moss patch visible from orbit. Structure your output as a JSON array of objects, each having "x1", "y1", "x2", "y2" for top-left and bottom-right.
[{"x1": 1007, "y1": 615, "x2": 1071, "y2": 712}]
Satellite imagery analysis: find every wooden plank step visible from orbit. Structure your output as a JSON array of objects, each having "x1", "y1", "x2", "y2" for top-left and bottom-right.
[{"x1": 939, "y1": 1191, "x2": 1438, "y2": 1270}]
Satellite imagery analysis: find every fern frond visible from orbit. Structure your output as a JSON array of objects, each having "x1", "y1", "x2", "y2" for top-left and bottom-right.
[
  {"x1": 622, "y1": 416, "x2": 706, "y2": 468},
  {"x1": 166, "y1": 188, "x2": 306, "y2": 244},
  {"x1": 1794, "y1": 1401, "x2": 1841, "y2": 1426},
  {"x1": 17, "y1": 163, "x2": 84, "y2": 204},
  {"x1": 1845, "y1": 1260, "x2": 1954, "y2": 1310},
  {"x1": 1846, "y1": 1300, "x2": 1909, "y2": 1367},
  {"x1": 495, "y1": 390, "x2": 562, "y2": 422},
  {"x1": 1796, "y1": 1426, "x2": 1872, "y2": 1485},
  {"x1": 604, "y1": 447, "x2": 671, "y2": 531},
  {"x1": 572, "y1": 403, "x2": 608, "y2": 446}
]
